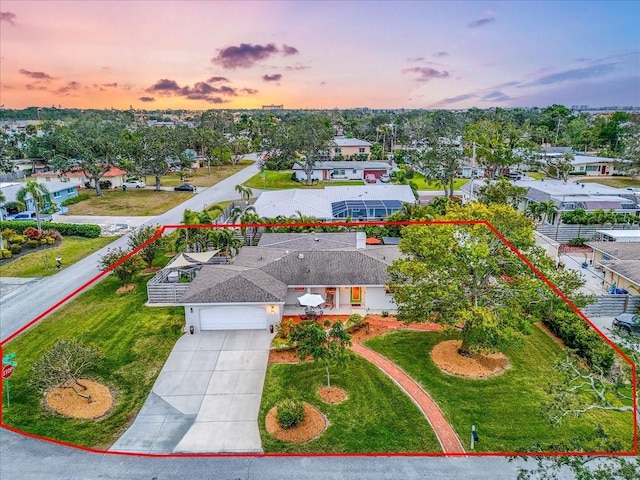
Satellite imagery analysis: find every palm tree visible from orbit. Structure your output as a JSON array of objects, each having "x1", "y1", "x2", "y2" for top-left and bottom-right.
[
  {"x1": 538, "y1": 200, "x2": 558, "y2": 224},
  {"x1": 234, "y1": 184, "x2": 253, "y2": 203},
  {"x1": 16, "y1": 181, "x2": 50, "y2": 233}
]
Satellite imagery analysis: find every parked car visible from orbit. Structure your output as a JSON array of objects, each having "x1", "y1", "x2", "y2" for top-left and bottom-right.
[
  {"x1": 122, "y1": 179, "x2": 146, "y2": 189},
  {"x1": 10, "y1": 210, "x2": 53, "y2": 222},
  {"x1": 174, "y1": 183, "x2": 197, "y2": 192},
  {"x1": 379, "y1": 173, "x2": 391, "y2": 183},
  {"x1": 612, "y1": 313, "x2": 640, "y2": 336},
  {"x1": 364, "y1": 174, "x2": 377, "y2": 184}
]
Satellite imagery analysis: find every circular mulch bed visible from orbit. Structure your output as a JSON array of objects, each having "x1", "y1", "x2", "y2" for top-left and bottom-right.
[
  {"x1": 140, "y1": 267, "x2": 160, "y2": 275},
  {"x1": 45, "y1": 379, "x2": 113, "y2": 419},
  {"x1": 318, "y1": 386, "x2": 347, "y2": 404},
  {"x1": 430, "y1": 340, "x2": 509, "y2": 379},
  {"x1": 265, "y1": 402, "x2": 327, "y2": 443},
  {"x1": 116, "y1": 284, "x2": 136, "y2": 294}
]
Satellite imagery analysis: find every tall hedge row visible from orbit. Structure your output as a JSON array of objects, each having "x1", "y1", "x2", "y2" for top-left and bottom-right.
[
  {"x1": 0, "y1": 220, "x2": 101, "y2": 238},
  {"x1": 543, "y1": 308, "x2": 615, "y2": 372}
]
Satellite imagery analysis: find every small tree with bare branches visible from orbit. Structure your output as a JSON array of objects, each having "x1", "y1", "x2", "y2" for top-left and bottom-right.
[{"x1": 29, "y1": 338, "x2": 103, "y2": 403}]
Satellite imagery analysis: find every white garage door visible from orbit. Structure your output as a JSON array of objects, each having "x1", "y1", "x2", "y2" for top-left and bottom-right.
[{"x1": 200, "y1": 306, "x2": 267, "y2": 330}]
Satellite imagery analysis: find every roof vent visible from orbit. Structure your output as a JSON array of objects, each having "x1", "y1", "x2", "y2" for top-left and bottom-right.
[
  {"x1": 298, "y1": 253, "x2": 304, "y2": 259},
  {"x1": 315, "y1": 236, "x2": 319, "y2": 241}
]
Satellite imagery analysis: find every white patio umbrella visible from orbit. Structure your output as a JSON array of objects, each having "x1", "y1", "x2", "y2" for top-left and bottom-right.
[{"x1": 297, "y1": 293, "x2": 325, "y2": 307}]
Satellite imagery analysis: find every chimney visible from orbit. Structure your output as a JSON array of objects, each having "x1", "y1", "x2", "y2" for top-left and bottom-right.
[{"x1": 356, "y1": 231, "x2": 366, "y2": 249}]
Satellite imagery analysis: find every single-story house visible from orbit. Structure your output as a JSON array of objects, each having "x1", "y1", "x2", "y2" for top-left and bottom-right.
[
  {"x1": 330, "y1": 136, "x2": 372, "y2": 160},
  {"x1": 33, "y1": 166, "x2": 128, "y2": 189},
  {"x1": 292, "y1": 160, "x2": 390, "y2": 182},
  {"x1": 570, "y1": 155, "x2": 627, "y2": 176},
  {"x1": 599, "y1": 260, "x2": 640, "y2": 293},
  {"x1": 252, "y1": 184, "x2": 415, "y2": 220},
  {"x1": 177, "y1": 232, "x2": 400, "y2": 332},
  {"x1": 593, "y1": 229, "x2": 640, "y2": 242},
  {"x1": 0, "y1": 180, "x2": 80, "y2": 215},
  {"x1": 585, "y1": 241, "x2": 640, "y2": 266}
]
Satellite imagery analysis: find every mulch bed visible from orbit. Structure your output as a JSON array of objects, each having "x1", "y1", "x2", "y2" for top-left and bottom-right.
[
  {"x1": 559, "y1": 245, "x2": 593, "y2": 254},
  {"x1": 45, "y1": 379, "x2": 113, "y2": 419},
  {"x1": 265, "y1": 403, "x2": 328, "y2": 443},
  {"x1": 116, "y1": 284, "x2": 136, "y2": 294},
  {"x1": 140, "y1": 267, "x2": 160, "y2": 275},
  {"x1": 318, "y1": 386, "x2": 347, "y2": 404},
  {"x1": 430, "y1": 340, "x2": 509, "y2": 379}
]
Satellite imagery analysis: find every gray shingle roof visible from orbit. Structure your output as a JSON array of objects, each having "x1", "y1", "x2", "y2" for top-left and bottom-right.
[
  {"x1": 260, "y1": 250, "x2": 389, "y2": 285},
  {"x1": 585, "y1": 242, "x2": 640, "y2": 260},
  {"x1": 180, "y1": 268, "x2": 288, "y2": 303},
  {"x1": 599, "y1": 260, "x2": 640, "y2": 285}
]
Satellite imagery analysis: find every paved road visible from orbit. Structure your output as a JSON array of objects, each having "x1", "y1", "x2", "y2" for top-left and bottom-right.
[{"x1": 0, "y1": 158, "x2": 260, "y2": 342}]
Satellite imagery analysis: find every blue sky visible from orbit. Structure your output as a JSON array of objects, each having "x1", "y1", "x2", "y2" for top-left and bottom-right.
[{"x1": 1, "y1": 0, "x2": 638, "y2": 109}]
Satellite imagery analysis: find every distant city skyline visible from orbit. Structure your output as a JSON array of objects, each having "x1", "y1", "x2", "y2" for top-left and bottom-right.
[{"x1": 1, "y1": 1, "x2": 639, "y2": 110}]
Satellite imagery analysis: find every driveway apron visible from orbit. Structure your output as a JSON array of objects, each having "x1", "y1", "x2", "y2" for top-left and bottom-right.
[{"x1": 110, "y1": 330, "x2": 271, "y2": 454}]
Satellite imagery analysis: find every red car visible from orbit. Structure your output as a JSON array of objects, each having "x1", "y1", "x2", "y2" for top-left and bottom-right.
[{"x1": 365, "y1": 174, "x2": 377, "y2": 183}]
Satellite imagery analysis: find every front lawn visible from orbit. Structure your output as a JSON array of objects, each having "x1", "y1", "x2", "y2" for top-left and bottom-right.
[
  {"x1": 66, "y1": 189, "x2": 193, "y2": 216},
  {"x1": 580, "y1": 176, "x2": 640, "y2": 188},
  {"x1": 244, "y1": 170, "x2": 364, "y2": 190},
  {"x1": 365, "y1": 329, "x2": 634, "y2": 453},
  {"x1": 159, "y1": 160, "x2": 253, "y2": 187},
  {"x1": 407, "y1": 173, "x2": 469, "y2": 190},
  {"x1": 1, "y1": 272, "x2": 184, "y2": 449},
  {"x1": 259, "y1": 356, "x2": 442, "y2": 453},
  {"x1": 0, "y1": 236, "x2": 117, "y2": 277}
]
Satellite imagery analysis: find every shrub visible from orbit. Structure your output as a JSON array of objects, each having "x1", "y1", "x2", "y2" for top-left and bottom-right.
[
  {"x1": 0, "y1": 221, "x2": 100, "y2": 238},
  {"x1": 276, "y1": 317, "x2": 296, "y2": 340},
  {"x1": 567, "y1": 237, "x2": 586, "y2": 247},
  {"x1": 27, "y1": 239, "x2": 39, "y2": 249},
  {"x1": 41, "y1": 229, "x2": 63, "y2": 241},
  {"x1": 23, "y1": 227, "x2": 42, "y2": 241},
  {"x1": 40, "y1": 238, "x2": 49, "y2": 246},
  {"x1": 1, "y1": 228, "x2": 16, "y2": 239},
  {"x1": 47, "y1": 237, "x2": 55, "y2": 245},
  {"x1": 10, "y1": 243, "x2": 22, "y2": 254},
  {"x1": 61, "y1": 193, "x2": 91, "y2": 206},
  {"x1": 8, "y1": 234, "x2": 25, "y2": 244},
  {"x1": 276, "y1": 399, "x2": 305, "y2": 429},
  {"x1": 381, "y1": 310, "x2": 389, "y2": 318},
  {"x1": 0, "y1": 249, "x2": 11, "y2": 259}
]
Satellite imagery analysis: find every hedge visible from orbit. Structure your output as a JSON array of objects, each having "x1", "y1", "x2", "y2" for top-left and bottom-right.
[
  {"x1": 61, "y1": 193, "x2": 91, "y2": 206},
  {"x1": 543, "y1": 308, "x2": 615, "y2": 372},
  {"x1": 0, "y1": 221, "x2": 101, "y2": 238}
]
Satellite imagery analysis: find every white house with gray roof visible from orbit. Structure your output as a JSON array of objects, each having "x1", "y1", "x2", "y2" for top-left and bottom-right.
[
  {"x1": 176, "y1": 232, "x2": 399, "y2": 332},
  {"x1": 292, "y1": 160, "x2": 389, "y2": 182}
]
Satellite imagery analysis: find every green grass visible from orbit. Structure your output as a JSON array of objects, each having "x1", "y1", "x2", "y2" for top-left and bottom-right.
[
  {"x1": 526, "y1": 172, "x2": 545, "y2": 180},
  {"x1": 1, "y1": 271, "x2": 184, "y2": 449},
  {"x1": 159, "y1": 159, "x2": 253, "y2": 188},
  {"x1": 244, "y1": 170, "x2": 364, "y2": 190},
  {"x1": 259, "y1": 356, "x2": 442, "y2": 453},
  {"x1": 580, "y1": 176, "x2": 640, "y2": 188},
  {"x1": 407, "y1": 173, "x2": 469, "y2": 190},
  {"x1": 0, "y1": 236, "x2": 117, "y2": 277},
  {"x1": 365, "y1": 329, "x2": 633, "y2": 453},
  {"x1": 66, "y1": 189, "x2": 193, "y2": 216}
]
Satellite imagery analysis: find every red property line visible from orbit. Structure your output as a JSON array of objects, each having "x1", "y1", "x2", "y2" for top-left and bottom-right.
[{"x1": 1, "y1": 220, "x2": 637, "y2": 458}]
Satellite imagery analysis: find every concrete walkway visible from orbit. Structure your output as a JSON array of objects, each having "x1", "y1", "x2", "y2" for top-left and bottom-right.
[
  {"x1": 111, "y1": 330, "x2": 271, "y2": 454},
  {"x1": 352, "y1": 343, "x2": 466, "y2": 454}
]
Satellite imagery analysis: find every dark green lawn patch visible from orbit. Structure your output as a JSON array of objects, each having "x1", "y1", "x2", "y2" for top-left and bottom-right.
[
  {"x1": 259, "y1": 356, "x2": 441, "y2": 453},
  {"x1": 365, "y1": 330, "x2": 634, "y2": 453},
  {"x1": 1, "y1": 273, "x2": 183, "y2": 449}
]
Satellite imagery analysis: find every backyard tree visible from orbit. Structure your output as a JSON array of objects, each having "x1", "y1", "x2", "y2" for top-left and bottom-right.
[
  {"x1": 476, "y1": 178, "x2": 527, "y2": 208},
  {"x1": 29, "y1": 338, "x2": 103, "y2": 403},
  {"x1": 128, "y1": 224, "x2": 164, "y2": 269},
  {"x1": 291, "y1": 320, "x2": 353, "y2": 387},
  {"x1": 99, "y1": 247, "x2": 144, "y2": 286},
  {"x1": 16, "y1": 180, "x2": 51, "y2": 233},
  {"x1": 388, "y1": 203, "x2": 538, "y2": 355}
]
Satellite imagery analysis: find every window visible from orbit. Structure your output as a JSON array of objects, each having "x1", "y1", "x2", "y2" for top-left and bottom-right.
[
  {"x1": 585, "y1": 165, "x2": 599, "y2": 172},
  {"x1": 334, "y1": 147, "x2": 341, "y2": 154},
  {"x1": 67, "y1": 188, "x2": 74, "y2": 194},
  {"x1": 53, "y1": 192, "x2": 61, "y2": 198},
  {"x1": 358, "y1": 147, "x2": 365, "y2": 153},
  {"x1": 579, "y1": 166, "x2": 585, "y2": 171},
  {"x1": 352, "y1": 169, "x2": 357, "y2": 174},
  {"x1": 333, "y1": 169, "x2": 345, "y2": 176}
]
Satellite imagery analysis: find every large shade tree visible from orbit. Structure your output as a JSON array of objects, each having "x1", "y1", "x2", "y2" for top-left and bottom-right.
[{"x1": 388, "y1": 203, "x2": 539, "y2": 355}]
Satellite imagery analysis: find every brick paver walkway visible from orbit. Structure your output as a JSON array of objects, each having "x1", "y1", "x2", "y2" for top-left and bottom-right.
[{"x1": 352, "y1": 343, "x2": 466, "y2": 454}]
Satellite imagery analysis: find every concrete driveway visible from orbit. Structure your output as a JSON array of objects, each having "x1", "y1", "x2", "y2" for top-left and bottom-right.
[{"x1": 111, "y1": 329, "x2": 271, "y2": 454}]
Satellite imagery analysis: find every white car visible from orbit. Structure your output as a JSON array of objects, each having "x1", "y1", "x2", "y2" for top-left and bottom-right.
[{"x1": 122, "y1": 180, "x2": 146, "y2": 189}]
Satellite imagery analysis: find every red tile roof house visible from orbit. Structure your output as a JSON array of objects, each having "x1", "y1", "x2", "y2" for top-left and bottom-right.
[
  {"x1": 147, "y1": 232, "x2": 400, "y2": 332},
  {"x1": 33, "y1": 166, "x2": 128, "y2": 189}
]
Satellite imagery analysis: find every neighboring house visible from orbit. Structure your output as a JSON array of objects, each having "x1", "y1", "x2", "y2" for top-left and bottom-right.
[
  {"x1": 33, "y1": 166, "x2": 128, "y2": 189},
  {"x1": 0, "y1": 180, "x2": 80, "y2": 215},
  {"x1": 462, "y1": 179, "x2": 640, "y2": 223},
  {"x1": 174, "y1": 232, "x2": 400, "y2": 332},
  {"x1": 252, "y1": 184, "x2": 415, "y2": 220},
  {"x1": 599, "y1": 260, "x2": 640, "y2": 293},
  {"x1": 330, "y1": 136, "x2": 372, "y2": 160},
  {"x1": 292, "y1": 160, "x2": 390, "y2": 182},
  {"x1": 593, "y1": 229, "x2": 640, "y2": 242},
  {"x1": 585, "y1": 241, "x2": 640, "y2": 293},
  {"x1": 569, "y1": 155, "x2": 627, "y2": 176}
]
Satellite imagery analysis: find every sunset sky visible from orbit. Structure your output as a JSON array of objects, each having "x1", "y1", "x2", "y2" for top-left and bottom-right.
[{"x1": 1, "y1": 0, "x2": 638, "y2": 110}]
